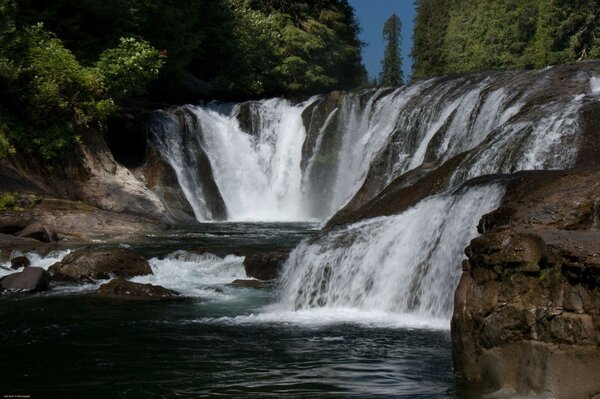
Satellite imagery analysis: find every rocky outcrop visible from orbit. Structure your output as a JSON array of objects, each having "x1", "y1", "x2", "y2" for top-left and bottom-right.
[
  {"x1": 0, "y1": 196, "x2": 165, "y2": 244},
  {"x1": 73, "y1": 129, "x2": 171, "y2": 220},
  {"x1": 138, "y1": 143, "x2": 196, "y2": 222},
  {"x1": 17, "y1": 222, "x2": 58, "y2": 242},
  {"x1": 0, "y1": 267, "x2": 50, "y2": 292},
  {"x1": 49, "y1": 247, "x2": 152, "y2": 282},
  {"x1": 452, "y1": 169, "x2": 600, "y2": 398},
  {"x1": 95, "y1": 278, "x2": 178, "y2": 300},
  {"x1": 243, "y1": 251, "x2": 289, "y2": 280}
]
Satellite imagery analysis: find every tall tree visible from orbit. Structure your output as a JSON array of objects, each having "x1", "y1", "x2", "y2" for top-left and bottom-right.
[{"x1": 380, "y1": 13, "x2": 403, "y2": 86}]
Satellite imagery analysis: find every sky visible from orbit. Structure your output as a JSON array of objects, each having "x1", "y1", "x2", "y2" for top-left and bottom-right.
[{"x1": 348, "y1": 0, "x2": 416, "y2": 81}]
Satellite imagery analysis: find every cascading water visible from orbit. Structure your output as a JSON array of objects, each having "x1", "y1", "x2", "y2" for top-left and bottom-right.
[
  {"x1": 273, "y1": 185, "x2": 504, "y2": 326},
  {"x1": 151, "y1": 98, "x2": 318, "y2": 221},
  {"x1": 149, "y1": 64, "x2": 599, "y2": 223},
  {"x1": 267, "y1": 65, "x2": 600, "y2": 327}
]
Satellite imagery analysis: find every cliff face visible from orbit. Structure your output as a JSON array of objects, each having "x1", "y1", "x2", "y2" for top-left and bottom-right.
[{"x1": 452, "y1": 169, "x2": 600, "y2": 398}]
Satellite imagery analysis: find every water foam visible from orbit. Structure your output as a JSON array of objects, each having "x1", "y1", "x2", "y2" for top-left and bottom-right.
[
  {"x1": 195, "y1": 307, "x2": 448, "y2": 330},
  {"x1": 131, "y1": 251, "x2": 247, "y2": 298}
]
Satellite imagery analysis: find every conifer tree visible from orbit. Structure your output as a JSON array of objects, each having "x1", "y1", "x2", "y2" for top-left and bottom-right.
[{"x1": 380, "y1": 13, "x2": 403, "y2": 86}]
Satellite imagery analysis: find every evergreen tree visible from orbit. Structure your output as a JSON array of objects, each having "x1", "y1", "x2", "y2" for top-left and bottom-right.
[
  {"x1": 412, "y1": 0, "x2": 600, "y2": 78},
  {"x1": 380, "y1": 13, "x2": 403, "y2": 86}
]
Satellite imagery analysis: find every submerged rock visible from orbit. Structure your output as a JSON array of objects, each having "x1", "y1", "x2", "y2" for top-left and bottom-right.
[
  {"x1": 49, "y1": 247, "x2": 152, "y2": 282},
  {"x1": 452, "y1": 169, "x2": 600, "y2": 399},
  {"x1": 230, "y1": 279, "x2": 269, "y2": 289},
  {"x1": 0, "y1": 266, "x2": 50, "y2": 292},
  {"x1": 95, "y1": 278, "x2": 178, "y2": 300}
]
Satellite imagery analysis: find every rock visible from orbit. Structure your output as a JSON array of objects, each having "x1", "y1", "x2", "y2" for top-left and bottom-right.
[
  {"x1": 230, "y1": 279, "x2": 268, "y2": 289},
  {"x1": 243, "y1": 251, "x2": 289, "y2": 280},
  {"x1": 17, "y1": 222, "x2": 58, "y2": 242},
  {"x1": 0, "y1": 267, "x2": 50, "y2": 292},
  {"x1": 140, "y1": 143, "x2": 196, "y2": 222},
  {"x1": 96, "y1": 278, "x2": 178, "y2": 300},
  {"x1": 10, "y1": 256, "x2": 30, "y2": 269},
  {"x1": 452, "y1": 169, "x2": 600, "y2": 399},
  {"x1": 49, "y1": 247, "x2": 152, "y2": 282}
]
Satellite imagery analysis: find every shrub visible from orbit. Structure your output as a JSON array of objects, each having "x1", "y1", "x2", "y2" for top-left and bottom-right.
[{"x1": 96, "y1": 37, "x2": 165, "y2": 99}]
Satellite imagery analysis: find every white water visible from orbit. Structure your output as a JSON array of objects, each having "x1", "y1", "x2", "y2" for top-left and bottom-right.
[
  {"x1": 0, "y1": 249, "x2": 72, "y2": 278},
  {"x1": 592, "y1": 77, "x2": 600, "y2": 94},
  {"x1": 273, "y1": 185, "x2": 504, "y2": 326},
  {"x1": 153, "y1": 98, "x2": 318, "y2": 221},
  {"x1": 151, "y1": 66, "x2": 599, "y2": 222},
  {"x1": 131, "y1": 251, "x2": 247, "y2": 298}
]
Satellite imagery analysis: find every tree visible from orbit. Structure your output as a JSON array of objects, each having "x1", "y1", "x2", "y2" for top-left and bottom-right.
[{"x1": 380, "y1": 13, "x2": 403, "y2": 86}]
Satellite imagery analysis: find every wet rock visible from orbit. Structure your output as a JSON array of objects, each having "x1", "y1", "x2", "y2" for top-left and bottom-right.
[
  {"x1": 230, "y1": 279, "x2": 268, "y2": 289},
  {"x1": 141, "y1": 143, "x2": 196, "y2": 222},
  {"x1": 96, "y1": 278, "x2": 178, "y2": 300},
  {"x1": 452, "y1": 169, "x2": 600, "y2": 398},
  {"x1": 49, "y1": 247, "x2": 152, "y2": 282},
  {"x1": 0, "y1": 267, "x2": 50, "y2": 292},
  {"x1": 10, "y1": 256, "x2": 30, "y2": 269},
  {"x1": 243, "y1": 251, "x2": 289, "y2": 280},
  {"x1": 17, "y1": 222, "x2": 58, "y2": 243}
]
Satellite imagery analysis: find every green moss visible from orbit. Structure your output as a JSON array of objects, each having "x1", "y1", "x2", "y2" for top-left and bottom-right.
[{"x1": 0, "y1": 192, "x2": 40, "y2": 212}]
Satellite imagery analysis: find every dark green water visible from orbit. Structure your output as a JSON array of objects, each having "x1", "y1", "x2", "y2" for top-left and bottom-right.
[{"x1": 0, "y1": 223, "x2": 470, "y2": 398}]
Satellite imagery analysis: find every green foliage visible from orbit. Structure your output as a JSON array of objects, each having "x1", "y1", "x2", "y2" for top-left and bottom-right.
[
  {"x1": 412, "y1": 0, "x2": 600, "y2": 78},
  {"x1": 97, "y1": 37, "x2": 165, "y2": 98},
  {"x1": 0, "y1": 0, "x2": 365, "y2": 159},
  {"x1": 380, "y1": 14, "x2": 403, "y2": 86},
  {"x1": 223, "y1": 0, "x2": 367, "y2": 96},
  {"x1": 0, "y1": 192, "x2": 16, "y2": 211},
  {"x1": 0, "y1": 192, "x2": 39, "y2": 212}
]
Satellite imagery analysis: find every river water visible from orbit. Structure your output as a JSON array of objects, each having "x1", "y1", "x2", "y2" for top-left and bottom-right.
[{"x1": 0, "y1": 223, "x2": 475, "y2": 398}]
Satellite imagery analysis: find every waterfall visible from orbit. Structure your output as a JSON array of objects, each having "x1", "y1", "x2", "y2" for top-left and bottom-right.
[
  {"x1": 149, "y1": 64, "x2": 598, "y2": 222},
  {"x1": 275, "y1": 185, "x2": 504, "y2": 324},
  {"x1": 151, "y1": 98, "x2": 317, "y2": 221},
  {"x1": 267, "y1": 64, "x2": 600, "y2": 327}
]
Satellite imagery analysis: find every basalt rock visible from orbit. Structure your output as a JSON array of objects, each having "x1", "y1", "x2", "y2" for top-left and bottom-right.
[
  {"x1": 452, "y1": 169, "x2": 600, "y2": 398},
  {"x1": 95, "y1": 278, "x2": 178, "y2": 300},
  {"x1": 0, "y1": 267, "x2": 50, "y2": 292},
  {"x1": 243, "y1": 251, "x2": 289, "y2": 280},
  {"x1": 10, "y1": 256, "x2": 30, "y2": 269},
  {"x1": 49, "y1": 247, "x2": 152, "y2": 282},
  {"x1": 17, "y1": 222, "x2": 58, "y2": 243},
  {"x1": 230, "y1": 279, "x2": 269, "y2": 289}
]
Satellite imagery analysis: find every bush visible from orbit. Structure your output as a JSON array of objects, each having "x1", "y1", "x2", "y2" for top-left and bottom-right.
[{"x1": 96, "y1": 37, "x2": 165, "y2": 99}]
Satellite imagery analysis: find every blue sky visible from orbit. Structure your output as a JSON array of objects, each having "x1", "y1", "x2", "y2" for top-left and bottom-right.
[{"x1": 348, "y1": 0, "x2": 416, "y2": 81}]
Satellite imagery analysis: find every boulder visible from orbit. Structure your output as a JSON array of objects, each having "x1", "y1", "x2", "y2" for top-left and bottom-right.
[
  {"x1": 243, "y1": 251, "x2": 289, "y2": 280},
  {"x1": 10, "y1": 256, "x2": 30, "y2": 269},
  {"x1": 0, "y1": 267, "x2": 50, "y2": 292},
  {"x1": 17, "y1": 222, "x2": 58, "y2": 242},
  {"x1": 230, "y1": 279, "x2": 269, "y2": 289},
  {"x1": 95, "y1": 278, "x2": 178, "y2": 300},
  {"x1": 452, "y1": 169, "x2": 600, "y2": 399},
  {"x1": 49, "y1": 247, "x2": 152, "y2": 282}
]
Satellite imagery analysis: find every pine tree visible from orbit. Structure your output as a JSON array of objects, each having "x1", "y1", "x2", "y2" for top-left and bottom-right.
[{"x1": 380, "y1": 13, "x2": 403, "y2": 86}]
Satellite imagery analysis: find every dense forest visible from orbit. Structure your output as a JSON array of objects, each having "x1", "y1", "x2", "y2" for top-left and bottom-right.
[
  {"x1": 0, "y1": 0, "x2": 366, "y2": 159},
  {"x1": 412, "y1": 0, "x2": 600, "y2": 78}
]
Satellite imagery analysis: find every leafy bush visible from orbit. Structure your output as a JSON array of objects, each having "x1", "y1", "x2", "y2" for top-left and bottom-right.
[
  {"x1": 0, "y1": 22, "x2": 163, "y2": 159},
  {"x1": 96, "y1": 37, "x2": 165, "y2": 99}
]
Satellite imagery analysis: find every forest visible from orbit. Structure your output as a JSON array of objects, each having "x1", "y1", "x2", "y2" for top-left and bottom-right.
[
  {"x1": 0, "y1": 0, "x2": 366, "y2": 159},
  {"x1": 412, "y1": 0, "x2": 600, "y2": 78}
]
